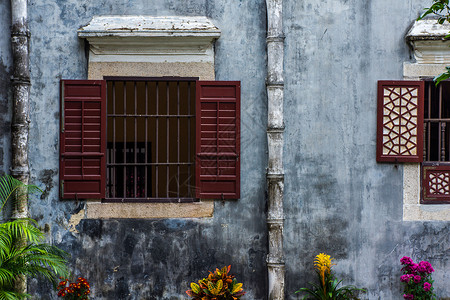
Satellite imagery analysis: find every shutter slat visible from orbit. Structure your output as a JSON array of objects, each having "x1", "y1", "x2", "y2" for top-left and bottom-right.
[
  {"x1": 196, "y1": 81, "x2": 240, "y2": 199},
  {"x1": 376, "y1": 81, "x2": 424, "y2": 162},
  {"x1": 60, "y1": 80, "x2": 106, "y2": 199}
]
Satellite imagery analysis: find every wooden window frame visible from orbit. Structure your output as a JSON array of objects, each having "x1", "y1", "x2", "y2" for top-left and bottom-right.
[{"x1": 60, "y1": 78, "x2": 240, "y2": 202}]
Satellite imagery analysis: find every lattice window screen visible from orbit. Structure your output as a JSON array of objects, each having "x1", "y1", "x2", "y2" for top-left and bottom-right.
[
  {"x1": 422, "y1": 165, "x2": 450, "y2": 204},
  {"x1": 376, "y1": 81, "x2": 424, "y2": 162}
]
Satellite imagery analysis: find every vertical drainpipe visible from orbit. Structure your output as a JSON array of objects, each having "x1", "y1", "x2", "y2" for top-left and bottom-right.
[
  {"x1": 266, "y1": 0, "x2": 285, "y2": 299},
  {"x1": 10, "y1": 0, "x2": 30, "y2": 294},
  {"x1": 10, "y1": 0, "x2": 30, "y2": 218}
]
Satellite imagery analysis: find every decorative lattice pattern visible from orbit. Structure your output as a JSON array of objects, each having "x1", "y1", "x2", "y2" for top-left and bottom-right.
[
  {"x1": 422, "y1": 165, "x2": 450, "y2": 203},
  {"x1": 428, "y1": 171, "x2": 450, "y2": 195},
  {"x1": 382, "y1": 87, "x2": 419, "y2": 156}
]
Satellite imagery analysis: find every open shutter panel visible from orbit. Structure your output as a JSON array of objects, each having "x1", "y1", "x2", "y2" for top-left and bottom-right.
[
  {"x1": 376, "y1": 81, "x2": 424, "y2": 163},
  {"x1": 196, "y1": 81, "x2": 241, "y2": 199},
  {"x1": 60, "y1": 80, "x2": 106, "y2": 199}
]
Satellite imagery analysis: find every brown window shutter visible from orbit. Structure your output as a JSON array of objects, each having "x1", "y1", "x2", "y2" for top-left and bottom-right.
[
  {"x1": 422, "y1": 164, "x2": 450, "y2": 204},
  {"x1": 196, "y1": 81, "x2": 241, "y2": 199},
  {"x1": 60, "y1": 80, "x2": 106, "y2": 199},
  {"x1": 377, "y1": 81, "x2": 424, "y2": 162}
]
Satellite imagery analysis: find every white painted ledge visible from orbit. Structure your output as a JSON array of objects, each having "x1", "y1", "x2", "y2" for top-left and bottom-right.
[
  {"x1": 406, "y1": 19, "x2": 450, "y2": 64},
  {"x1": 78, "y1": 16, "x2": 220, "y2": 63}
]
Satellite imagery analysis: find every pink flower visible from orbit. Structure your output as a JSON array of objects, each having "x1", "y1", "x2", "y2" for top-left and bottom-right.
[
  {"x1": 400, "y1": 256, "x2": 414, "y2": 265},
  {"x1": 408, "y1": 263, "x2": 418, "y2": 273},
  {"x1": 418, "y1": 261, "x2": 435, "y2": 274},
  {"x1": 413, "y1": 275, "x2": 421, "y2": 283},
  {"x1": 403, "y1": 294, "x2": 414, "y2": 300},
  {"x1": 424, "y1": 282, "x2": 432, "y2": 292},
  {"x1": 400, "y1": 274, "x2": 411, "y2": 282}
]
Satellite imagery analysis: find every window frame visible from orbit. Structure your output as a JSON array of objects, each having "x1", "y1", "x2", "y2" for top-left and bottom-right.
[
  {"x1": 421, "y1": 79, "x2": 450, "y2": 204},
  {"x1": 60, "y1": 77, "x2": 241, "y2": 202}
]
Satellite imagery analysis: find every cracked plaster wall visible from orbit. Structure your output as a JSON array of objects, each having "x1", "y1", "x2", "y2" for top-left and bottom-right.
[
  {"x1": 283, "y1": 0, "x2": 449, "y2": 299},
  {"x1": 20, "y1": 0, "x2": 268, "y2": 299},
  {"x1": 0, "y1": 0, "x2": 449, "y2": 299}
]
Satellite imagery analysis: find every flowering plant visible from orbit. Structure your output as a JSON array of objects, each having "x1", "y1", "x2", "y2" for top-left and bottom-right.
[
  {"x1": 57, "y1": 277, "x2": 91, "y2": 300},
  {"x1": 186, "y1": 265, "x2": 245, "y2": 299},
  {"x1": 295, "y1": 253, "x2": 365, "y2": 299},
  {"x1": 400, "y1": 256, "x2": 437, "y2": 300}
]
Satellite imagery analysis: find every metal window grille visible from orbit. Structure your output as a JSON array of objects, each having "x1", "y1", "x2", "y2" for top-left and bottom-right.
[
  {"x1": 422, "y1": 80, "x2": 450, "y2": 204},
  {"x1": 105, "y1": 79, "x2": 196, "y2": 202},
  {"x1": 423, "y1": 81, "x2": 450, "y2": 162}
]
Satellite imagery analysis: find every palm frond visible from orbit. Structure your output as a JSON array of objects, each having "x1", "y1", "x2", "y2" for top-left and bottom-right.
[
  {"x1": 0, "y1": 175, "x2": 42, "y2": 213},
  {"x1": 0, "y1": 268, "x2": 14, "y2": 287},
  {"x1": 0, "y1": 289, "x2": 30, "y2": 300},
  {"x1": 0, "y1": 219, "x2": 43, "y2": 244}
]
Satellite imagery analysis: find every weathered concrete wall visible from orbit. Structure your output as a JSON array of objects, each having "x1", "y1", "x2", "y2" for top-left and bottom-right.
[
  {"x1": 283, "y1": 0, "x2": 449, "y2": 299},
  {"x1": 0, "y1": 1, "x2": 11, "y2": 179},
  {"x1": 24, "y1": 0, "x2": 268, "y2": 299}
]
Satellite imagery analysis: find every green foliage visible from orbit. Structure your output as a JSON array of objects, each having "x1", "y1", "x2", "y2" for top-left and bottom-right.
[
  {"x1": 0, "y1": 175, "x2": 69, "y2": 299},
  {"x1": 433, "y1": 67, "x2": 450, "y2": 86},
  {"x1": 419, "y1": 1, "x2": 450, "y2": 86},
  {"x1": 186, "y1": 265, "x2": 245, "y2": 300},
  {"x1": 418, "y1": 0, "x2": 450, "y2": 24},
  {"x1": 0, "y1": 175, "x2": 42, "y2": 213},
  {"x1": 295, "y1": 254, "x2": 365, "y2": 300}
]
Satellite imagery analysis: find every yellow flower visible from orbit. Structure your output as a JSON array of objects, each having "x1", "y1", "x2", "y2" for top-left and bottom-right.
[
  {"x1": 314, "y1": 253, "x2": 335, "y2": 289},
  {"x1": 314, "y1": 253, "x2": 334, "y2": 274}
]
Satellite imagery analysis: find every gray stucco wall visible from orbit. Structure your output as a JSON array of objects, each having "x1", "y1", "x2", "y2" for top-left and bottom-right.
[
  {"x1": 0, "y1": 0, "x2": 448, "y2": 299},
  {"x1": 3, "y1": 0, "x2": 268, "y2": 299},
  {"x1": 283, "y1": 0, "x2": 449, "y2": 299},
  {"x1": 0, "y1": 1, "x2": 11, "y2": 183}
]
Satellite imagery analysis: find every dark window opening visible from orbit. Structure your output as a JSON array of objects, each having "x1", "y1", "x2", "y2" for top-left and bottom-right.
[
  {"x1": 423, "y1": 80, "x2": 450, "y2": 162},
  {"x1": 422, "y1": 80, "x2": 450, "y2": 204},
  {"x1": 105, "y1": 79, "x2": 196, "y2": 202}
]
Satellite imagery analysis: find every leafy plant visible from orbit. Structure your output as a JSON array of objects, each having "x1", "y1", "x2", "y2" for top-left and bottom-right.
[
  {"x1": 418, "y1": 0, "x2": 450, "y2": 24},
  {"x1": 57, "y1": 277, "x2": 91, "y2": 299},
  {"x1": 0, "y1": 175, "x2": 69, "y2": 299},
  {"x1": 186, "y1": 265, "x2": 245, "y2": 300},
  {"x1": 400, "y1": 256, "x2": 437, "y2": 300},
  {"x1": 295, "y1": 253, "x2": 365, "y2": 300},
  {"x1": 418, "y1": 1, "x2": 450, "y2": 85}
]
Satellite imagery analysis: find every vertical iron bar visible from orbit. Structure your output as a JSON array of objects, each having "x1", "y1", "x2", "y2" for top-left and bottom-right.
[
  {"x1": 177, "y1": 81, "x2": 180, "y2": 197},
  {"x1": 442, "y1": 123, "x2": 446, "y2": 161},
  {"x1": 427, "y1": 84, "x2": 431, "y2": 161},
  {"x1": 155, "y1": 82, "x2": 159, "y2": 197},
  {"x1": 123, "y1": 81, "x2": 127, "y2": 197},
  {"x1": 167, "y1": 81, "x2": 170, "y2": 197},
  {"x1": 439, "y1": 85, "x2": 443, "y2": 161},
  {"x1": 113, "y1": 81, "x2": 116, "y2": 197},
  {"x1": 106, "y1": 82, "x2": 110, "y2": 197},
  {"x1": 145, "y1": 82, "x2": 148, "y2": 197},
  {"x1": 423, "y1": 123, "x2": 427, "y2": 161},
  {"x1": 187, "y1": 82, "x2": 191, "y2": 197},
  {"x1": 134, "y1": 81, "x2": 137, "y2": 197}
]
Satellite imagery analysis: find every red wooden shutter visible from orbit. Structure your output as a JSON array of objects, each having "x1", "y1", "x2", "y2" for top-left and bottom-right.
[
  {"x1": 377, "y1": 81, "x2": 424, "y2": 162},
  {"x1": 60, "y1": 80, "x2": 106, "y2": 199},
  {"x1": 196, "y1": 81, "x2": 240, "y2": 199},
  {"x1": 422, "y1": 164, "x2": 450, "y2": 204}
]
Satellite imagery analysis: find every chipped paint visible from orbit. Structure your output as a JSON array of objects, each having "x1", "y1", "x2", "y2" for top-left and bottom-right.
[{"x1": 68, "y1": 208, "x2": 85, "y2": 233}]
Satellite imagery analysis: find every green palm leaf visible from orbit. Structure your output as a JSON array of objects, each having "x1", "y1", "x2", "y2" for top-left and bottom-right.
[
  {"x1": 0, "y1": 175, "x2": 42, "y2": 213},
  {"x1": 0, "y1": 175, "x2": 69, "y2": 297}
]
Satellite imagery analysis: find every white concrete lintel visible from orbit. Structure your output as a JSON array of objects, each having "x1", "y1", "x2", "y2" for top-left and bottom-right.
[
  {"x1": 406, "y1": 19, "x2": 450, "y2": 64},
  {"x1": 78, "y1": 16, "x2": 220, "y2": 63}
]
